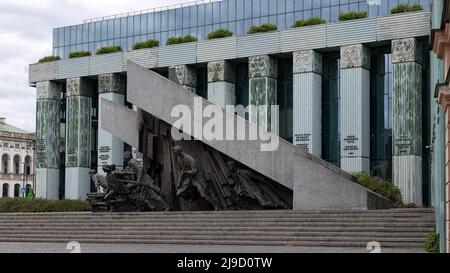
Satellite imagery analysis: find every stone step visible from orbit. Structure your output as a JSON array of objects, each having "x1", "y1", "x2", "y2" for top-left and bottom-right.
[
  {"x1": 0, "y1": 226, "x2": 434, "y2": 233},
  {"x1": 0, "y1": 209, "x2": 435, "y2": 217},
  {"x1": 0, "y1": 236, "x2": 427, "y2": 248},
  {"x1": 0, "y1": 209, "x2": 434, "y2": 249},
  {"x1": 0, "y1": 229, "x2": 429, "y2": 238}
]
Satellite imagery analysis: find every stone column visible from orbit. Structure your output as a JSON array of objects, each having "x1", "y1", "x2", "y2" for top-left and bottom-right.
[
  {"x1": 65, "y1": 78, "x2": 92, "y2": 200},
  {"x1": 35, "y1": 81, "x2": 61, "y2": 200},
  {"x1": 437, "y1": 85, "x2": 450, "y2": 253},
  {"x1": 392, "y1": 38, "x2": 423, "y2": 205},
  {"x1": 249, "y1": 55, "x2": 278, "y2": 134},
  {"x1": 293, "y1": 50, "x2": 322, "y2": 156},
  {"x1": 97, "y1": 74, "x2": 125, "y2": 175},
  {"x1": 170, "y1": 64, "x2": 197, "y2": 92},
  {"x1": 207, "y1": 60, "x2": 236, "y2": 108},
  {"x1": 340, "y1": 44, "x2": 371, "y2": 173}
]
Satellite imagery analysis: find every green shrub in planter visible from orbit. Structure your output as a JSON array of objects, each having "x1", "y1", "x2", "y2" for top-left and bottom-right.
[
  {"x1": 339, "y1": 11, "x2": 368, "y2": 21},
  {"x1": 207, "y1": 28, "x2": 233, "y2": 40},
  {"x1": 38, "y1": 56, "x2": 60, "y2": 63},
  {"x1": 166, "y1": 35, "x2": 198, "y2": 45},
  {"x1": 132, "y1": 39, "x2": 160, "y2": 50},
  {"x1": 292, "y1": 17, "x2": 326, "y2": 28},
  {"x1": 68, "y1": 51, "x2": 91, "y2": 59},
  {"x1": 0, "y1": 198, "x2": 92, "y2": 213},
  {"x1": 353, "y1": 172, "x2": 403, "y2": 205},
  {"x1": 96, "y1": 46, "x2": 122, "y2": 55},
  {"x1": 248, "y1": 23, "x2": 278, "y2": 34},
  {"x1": 425, "y1": 231, "x2": 439, "y2": 253},
  {"x1": 391, "y1": 4, "x2": 423, "y2": 14}
]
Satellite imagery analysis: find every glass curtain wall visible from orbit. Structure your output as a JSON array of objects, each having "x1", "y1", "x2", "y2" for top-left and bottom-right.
[{"x1": 53, "y1": 0, "x2": 430, "y2": 58}]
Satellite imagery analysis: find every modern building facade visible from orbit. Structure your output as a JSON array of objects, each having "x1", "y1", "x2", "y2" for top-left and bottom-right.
[
  {"x1": 0, "y1": 118, "x2": 35, "y2": 198},
  {"x1": 431, "y1": 0, "x2": 450, "y2": 254},
  {"x1": 29, "y1": 0, "x2": 447, "y2": 246}
]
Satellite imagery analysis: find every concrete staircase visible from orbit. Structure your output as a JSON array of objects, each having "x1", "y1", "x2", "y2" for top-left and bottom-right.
[{"x1": 0, "y1": 209, "x2": 435, "y2": 249}]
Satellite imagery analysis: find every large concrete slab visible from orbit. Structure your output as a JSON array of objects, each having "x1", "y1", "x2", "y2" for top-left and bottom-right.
[{"x1": 102, "y1": 61, "x2": 389, "y2": 210}]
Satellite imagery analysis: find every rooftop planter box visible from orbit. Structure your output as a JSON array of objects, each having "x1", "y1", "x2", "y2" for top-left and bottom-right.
[
  {"x1": 96, "y1": 45, "x2": 122, "y2": 55},
  {"x1": 339, "y1": 11, "x2": 368, "y2": 21},
  {"x1": 58, "y1": 55, "x2": 90, "y2": 79},
  {"x1": 391, "y1": 4, "x2": 423, "y2": 14},
  {"x1": 292, "y1": 17, "x2": 326, "y2": 28},
  {"x1": 247, "y1": 23, "x2": 278, "y2": 34},
  {"x1": 68, "y1": 51, "x2": 91, "y2": 59},
  {"x1": 327, "y1": 17, "x2": 377, "y2": 47},
  {"x1": 124, "y1": 47, "x2": 159, "y2": 70},
  {"x1": 132, "y1": 39, "x2": 160, "y2": 50},
  {"x1": 207, "y1": 28, "x2": 233, "y2": 40},
  {"x1": 280, "y1": 24, "x2": 326, "y2": 52},
  {"x1": 197, "y1": 36, "x2": 237, "y2": 63},
  {"x1": 38, "y1": 56, "x2": 60, "y2": 63},
  {"x1": 166, "y1": 35, "x2": 198, "y2": 45},
  {"x1": 237, "y1": 31, "x2": 280, "y2": 58},
  {"x1": 159, "y1": 42, "x2": 197, "y2": 67}
]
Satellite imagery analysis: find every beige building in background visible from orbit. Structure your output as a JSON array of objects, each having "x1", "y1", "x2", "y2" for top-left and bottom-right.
[{"x1": 0, "y1": 117, "x2": 35, "y2": 198}]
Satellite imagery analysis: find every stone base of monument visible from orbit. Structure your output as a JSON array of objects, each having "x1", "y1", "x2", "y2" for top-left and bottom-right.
[{"x1": 87, "y1": 193, "x2": 108, "y2": 212}]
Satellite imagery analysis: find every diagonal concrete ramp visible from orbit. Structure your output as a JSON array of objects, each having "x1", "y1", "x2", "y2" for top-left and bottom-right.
[{"x1": 101, "y1": 61, "x2": 389, "y2": 210}]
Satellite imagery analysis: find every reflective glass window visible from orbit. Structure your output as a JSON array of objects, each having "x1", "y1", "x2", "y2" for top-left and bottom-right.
[
  {"x1": 101, "y1": 21, "x2": 107, "y2": 40},
  {"x1": 183, "y1": 7, "x2": 190, "y2": 27},
  {"x1": 198, "y1": 5, "x2": 205, "y2": 25},
  {"x1": 228, "y1": 0, "x2": 236, "y2": 21},
  {"x1": 83, "y1": 24, "x2": 89, "y2": 43},
  {"x1": 53, "y1": 28, "x2": 58, "y2": 47},
  {"x1": 161, "y1": 11, "x2": 168, "y2": 31},
  {"x1": 134, "y1": 15, "x2": 141, "y2": 36},
  {"x1": 277, "y1": 14, "x2": 286, "y2": 29},
  {"x1": 169, "y1": 10, "x2": 176, "y2": 30},
  {"x1": 71, "y1": 26, "x2": 77, "y2": 44},
  {"x1": 190, "y1": 6, "x2": 197, "y2": 27},
  {"x1": 76, "y1": 25, "x2": 82, "y2": 44},
  {"x1": 236, "y1": 0, "x2": 244, "y2": 20},
  {"x1": 213, "y1": 2, "x2": 221, "y2": 24},
  {"x1": 205, "y1": 3, "x2": 213, "y2": 25},
  {"x1": 64, "y1": 27, "x2": 70, "y2": 46},
  {"x1": 114, "y1": 19, "x2": 120, "y2": 39},
  {"x1": 286, "y1": 0, "x2": 294, "y2": 12},
  {"x1": 127, "y1": 16, "x2": 134, "y2": 38},
  {"x1": 221, "y1": 1, "x2": 228, "y2": 22},
  {"x1": 120, "y1": 18, "x2": 127, "y2": 37},
  {"x1": 261, "y1": 0, "x2": 269, "y2": 16},
  {"x1": 59, "y1": 28, "x2": 65, "y2": 46},
  {"x1": 252, "y1": 0, "x2": 261, "y2": 17},
  {"x1": 89, "y1": 23, "x2": 95, "y2": 42},
  {"x1": 304, "y1": 0, "x2": 312, "y2": 10},
  {"x1": 148, "y1": 13, "x2": 154, "y2": 33},
  {"x1": 269, "y1": 0, "x2": 277, "y2": 15},
  {"x1": 141, "y1": 15, "x2": 147, "y2": 34},
  {"x1": 278, "y1": 0, "x2": 286, "y2": 14},
  {"x1": 155, "y1": 12, "x2": 161, "y2": 32},
  {"x1": 107, "y1": 20, "x2": 114, "y2": 40},
  {"x1": 176, "y1": 8, "x2": 183, "y2": 29}
]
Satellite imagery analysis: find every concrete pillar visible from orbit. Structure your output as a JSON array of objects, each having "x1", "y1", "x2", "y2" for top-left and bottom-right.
[
  {"x1": 35, "y1": 81, "x2": 62, "y2": 200},
  {"x1": 98, "y1": 74, "x2": 125, "y2": 175},
  {"x1": 131, "y1": 105, "x2": 143, "y2": 164},
  {"x1": 293, "y1": 50, "x2": 322, "y2": 156},
  {"x1": 392, "y1": 38, "x2": 423, "y2": 205},
  {"x1": 65, "y1": 77, "x2": 92, "y2": 200},
  {"x1": 207, "y1": 60, "x2": 236, "y2": 108},
  {"x1": 170, "y1": 64, "x2": 197, "y2": 92},
  {"x1": 249, "y1": 55, "x2": 278, "y2": 134},
  {"x1": 340, "y1": 44, "x2": 371, "y2": 173}
]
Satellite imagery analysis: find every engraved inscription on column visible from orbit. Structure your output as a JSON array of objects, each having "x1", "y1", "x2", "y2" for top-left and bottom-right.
[
  {"x1": 98, "y1": 146, "x2": 112, "y2": 165},
  {"x1": 35, "y1": 139, "x2": 47, "y2": 168},
  {"x1": 294, "y1": 134, "x2": 311, "y2": 153},
  {"x1": 343, "y1": 136, "x2": 360, "y2": 157}
]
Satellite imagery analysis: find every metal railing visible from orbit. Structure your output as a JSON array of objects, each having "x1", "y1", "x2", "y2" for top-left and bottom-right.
[{"x1": 83, "y1": 0, "x2": 223, "y2": 24}]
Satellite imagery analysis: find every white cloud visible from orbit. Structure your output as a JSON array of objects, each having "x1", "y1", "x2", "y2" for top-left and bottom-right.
[{"x1": 0, "y1": 0, "x2": 191, "y2": 132}]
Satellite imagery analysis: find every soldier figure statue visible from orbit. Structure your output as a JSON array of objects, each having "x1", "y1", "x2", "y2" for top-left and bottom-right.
[
  {"x1": 124, "y1": 151, "x2": 170, "y2": 211},
  {"x1": 173, "y1": 145, "x2": 219, "y2": 210}
]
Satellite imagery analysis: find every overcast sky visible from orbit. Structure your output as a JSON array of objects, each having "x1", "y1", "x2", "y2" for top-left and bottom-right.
[{"x1": 0, "y1": 0, "x2": 190, "y2": 132}]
